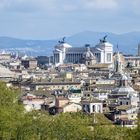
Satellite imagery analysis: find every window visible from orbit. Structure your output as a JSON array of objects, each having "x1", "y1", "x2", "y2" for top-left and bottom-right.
[
  {"x1": 107, "y1": 53, "x2": 111, "y2": 62},
  {"x1": 83, "y1": 105, "x2": 86, "y2": 112},
  {"x1": 87, "y1": 105, "x2": 90, "y2": 113},
  {"x1": 92, "y1": 105, "x2": 95, "y2": 112},
  {"x1": 83, "y1": 105, "x2": 90, "y2": 113}
]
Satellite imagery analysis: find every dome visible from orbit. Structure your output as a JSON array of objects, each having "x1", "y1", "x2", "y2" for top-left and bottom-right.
[
  {"x1": 83, "y1": 51, "x2": 95, "y2": 59},
  {"x1": 111, "y1": 86, "x2": 137, "y2": 98},
  {"x1": 83, "y1": 47, "x2": 96, "y2": 60},
  {"x1": 121, "y1": 74, "x2": 128, "y2": 80},
  {"x1": 112, "y1": 86, "x2": 135, "y2": 94},
  {"x1": 111, "y1": 72, "x2": 137, "y2": 96}
]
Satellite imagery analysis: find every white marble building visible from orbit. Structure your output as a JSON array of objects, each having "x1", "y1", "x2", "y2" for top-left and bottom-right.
[
  {"x1": 82, "y1": 98, "x2": 103, "y2": 113},
  {"x1": 53, "y1": 37, "x2": 113, "y2": 66}
]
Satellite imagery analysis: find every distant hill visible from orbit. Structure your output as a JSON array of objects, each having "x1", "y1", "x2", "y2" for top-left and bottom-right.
[
  {"x1": 0, "y1": 37, "x2": 57, "y2": 56},
  {"x1": 67, "y1": 31, "x2": 140, "y2": 55},
  {"x1": 0, "y1": 31, "x2": 140, "y2": 56}
]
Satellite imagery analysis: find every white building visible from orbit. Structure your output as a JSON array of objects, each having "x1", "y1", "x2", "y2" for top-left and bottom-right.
[
  {"x1": 93, "y1": 92, "x2": 109, "y2": 101},
  {"x1": 53, "y1": 36, "x2": 113, "y2": 66},
  {"x1": 82, "y1": 98, "x2": 103, "y2": 113},
  {"x1": 63, "y1": 103, "x2": 82, "y2": 113}
]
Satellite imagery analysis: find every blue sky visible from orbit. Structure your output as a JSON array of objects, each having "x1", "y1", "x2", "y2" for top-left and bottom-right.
[{"x1": 0, "y1": 0, "x2": 140, "y2": 39}]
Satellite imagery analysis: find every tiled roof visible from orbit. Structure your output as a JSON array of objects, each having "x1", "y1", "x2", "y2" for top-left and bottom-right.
[{"x1": 81, "y1": 97, "x2": 102, "y2": 103}]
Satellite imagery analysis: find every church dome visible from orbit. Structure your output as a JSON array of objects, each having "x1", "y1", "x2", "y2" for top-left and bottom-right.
[
  {"x1": 121, "y1": 74, "x2": 128, "y2": 80},
  {"x1": 112, "y1": 86, "x2": 135, "y2": 94},
  {"x1": 111, "y1": 74, "x2": 137, "y2": 95},
  {"x1": 83, "y1": 46, "x2": 96, "y2": 60}
]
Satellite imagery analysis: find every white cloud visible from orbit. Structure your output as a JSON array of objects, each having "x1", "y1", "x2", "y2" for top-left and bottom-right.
[
  {"x1": 0, "y1": 0, "x2": 119, "y2": 12},
  {"x1": 83, "y1": 0, "x2": 118, "y2": 10},
  {"x1": 131, "y1": 0, "x2": 140, "y2": 14},
  {"x1": 0, "y1": 0, "x2": 140, "y2": 17},
  {"x1": 0, "y1": 0, "x2": 139, "y2": 10}
]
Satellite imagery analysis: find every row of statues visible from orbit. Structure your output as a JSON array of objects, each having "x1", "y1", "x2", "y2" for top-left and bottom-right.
[{"x1": 58, "y1": 35, "x2": 108, "y2": 44}]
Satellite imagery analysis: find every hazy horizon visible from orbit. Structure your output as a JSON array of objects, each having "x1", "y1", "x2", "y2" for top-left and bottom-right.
[{"x1": 0, "y1": 30, "x2": 140, "y2": 40}]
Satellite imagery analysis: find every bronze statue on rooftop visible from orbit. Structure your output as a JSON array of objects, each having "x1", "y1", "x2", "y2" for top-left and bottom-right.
[
  {"x1": 100, "y1": 35, "x2": 107, "y2": 43},
  {"x1": 58, "y1": 37, "x2": 66, "y2": 44}
]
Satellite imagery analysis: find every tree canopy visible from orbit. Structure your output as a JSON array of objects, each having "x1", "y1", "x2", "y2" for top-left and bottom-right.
[{"x1": 0, "y1": 82, "x2": 139, "y2": 140}]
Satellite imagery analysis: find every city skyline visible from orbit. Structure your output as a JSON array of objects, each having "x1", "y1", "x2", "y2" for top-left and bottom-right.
[{"x1": 0, "y1": 0, "x2": 140, "y2": 39}]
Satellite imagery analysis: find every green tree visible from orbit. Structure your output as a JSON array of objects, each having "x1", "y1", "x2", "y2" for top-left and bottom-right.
[{"x1": 0, "y1": 82, "x2": 139, "y2": 140}]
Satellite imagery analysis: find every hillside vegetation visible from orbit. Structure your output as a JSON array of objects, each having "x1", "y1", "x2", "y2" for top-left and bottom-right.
[{"x1": 0, "y1": 82, "x2": 140, "y2": 140}]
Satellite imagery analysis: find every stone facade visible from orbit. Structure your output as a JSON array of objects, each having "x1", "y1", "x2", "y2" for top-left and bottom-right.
[{"x1": 53, "y1": 37, "x2": 113, "y2": 66}]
